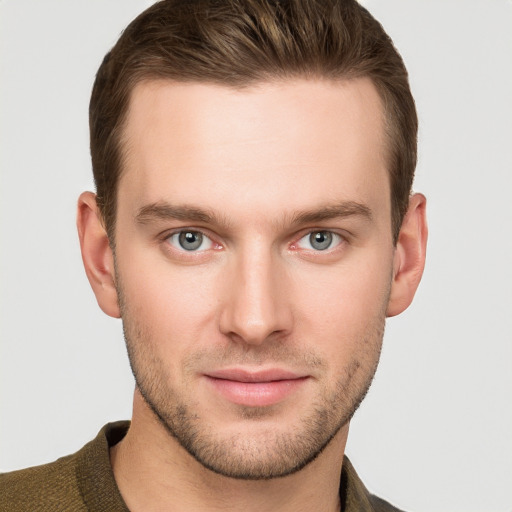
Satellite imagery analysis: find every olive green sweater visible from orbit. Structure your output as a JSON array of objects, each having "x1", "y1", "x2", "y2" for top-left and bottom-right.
[{"x1": 0, "y1": 422, "x2": 402, "y2": 511}]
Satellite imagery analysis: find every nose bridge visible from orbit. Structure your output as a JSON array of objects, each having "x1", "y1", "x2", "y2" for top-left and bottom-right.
[{"x1": 219, "y1": 239, "x2": 290, "y2": 344}]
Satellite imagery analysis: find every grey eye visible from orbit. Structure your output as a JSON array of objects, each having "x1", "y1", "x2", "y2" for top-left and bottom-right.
[
  {"x1": 178, "y1": 231, "x2": 203, "y2": 251},
  {"x1": 309, "y1": 231, "x2": 333, "y2": 250}
]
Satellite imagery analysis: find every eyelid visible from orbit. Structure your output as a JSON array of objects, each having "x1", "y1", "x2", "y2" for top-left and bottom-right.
[
  {"x1": 160, "y1": 227, "x2": 223, "y2": 253},
  {"x1": 157, "y1": 226, "x2": 347, "y2": 255},
  {"x1": 290, "y1": 229, "x2": 346, "y2": 252}
]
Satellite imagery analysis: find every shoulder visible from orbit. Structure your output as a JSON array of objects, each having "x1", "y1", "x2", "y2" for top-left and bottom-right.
[
  {"x1": 342, "y1": 456, "x2": 406, "y2": 512},
  {"x1": 0, "y1": 453, "x2": 86, "y2": 511},
  {"x1": 368, "y1": 494, "x2": 406, "y2": 512},
  {"x1": 0, "y1": 421, "x2": 130, "y2": 512}
]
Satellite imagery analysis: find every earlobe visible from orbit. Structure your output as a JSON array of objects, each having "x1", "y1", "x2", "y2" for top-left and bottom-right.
[
  {"x1": 386, "y1": 193, "x2": 428, "y2": 317},
  {"x1": 76, "y1": 191, "x2": 121, "y2": 318}
]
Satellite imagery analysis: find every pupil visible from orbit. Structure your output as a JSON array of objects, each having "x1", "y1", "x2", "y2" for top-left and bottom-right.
[
  {"x1": 179, "y1": 231, "x2": 202, "y2": 250},
  {"x1": 310, "y1": 231, "x2": 332, "y2": 250}
]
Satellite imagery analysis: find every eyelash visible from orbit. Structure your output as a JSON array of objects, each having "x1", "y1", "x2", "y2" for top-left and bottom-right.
[
  {"x1": 291, "y1": 230, "x2": 345, "y2": 252},
  {"x1": 159, "y1": 228, "x2": 347, "y2": 257},
  {"x1": 162, "y1": 229, "x2": 222, "y2": 254}
]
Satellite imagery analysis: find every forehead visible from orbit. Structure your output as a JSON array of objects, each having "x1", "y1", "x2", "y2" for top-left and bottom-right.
[{"x1": 119, "y1": 78, "x2": 389, "y2": 225}]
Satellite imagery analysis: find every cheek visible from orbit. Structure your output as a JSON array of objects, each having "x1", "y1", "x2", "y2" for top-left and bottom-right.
[
  {"x1": 116, "y1": 252, "x2": 221, "y2": 352},
  {"x1": 290, "y1": 255, "x2": 392, "y2": 350},
  {"x1": 296, "y1": 259, "x2": 391, "y2": 313}
]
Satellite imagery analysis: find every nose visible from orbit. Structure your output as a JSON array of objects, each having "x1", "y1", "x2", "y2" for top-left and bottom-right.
[{"x1": 219, "y1": 247, "x2": 293, "y2": 345}]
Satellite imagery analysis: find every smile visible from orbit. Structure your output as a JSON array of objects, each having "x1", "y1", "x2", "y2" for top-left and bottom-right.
[{"x1": 203, "y1": 369, "x2": 310, "y2": 407}]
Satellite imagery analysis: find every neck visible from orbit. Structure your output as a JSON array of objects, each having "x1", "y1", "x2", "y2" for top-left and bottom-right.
[{"x1": 110, "y1": 391, "x2": 348, "y2": 512}]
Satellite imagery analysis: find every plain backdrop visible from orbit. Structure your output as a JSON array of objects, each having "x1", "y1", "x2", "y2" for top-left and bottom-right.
[{"x1": 1, "y1": 1, "x2": 511, "y2": 511}]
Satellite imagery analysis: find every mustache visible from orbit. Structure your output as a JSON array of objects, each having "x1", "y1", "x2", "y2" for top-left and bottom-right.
[{"x1": 183, "y1": 343, "x2": 326, "y2": 373}]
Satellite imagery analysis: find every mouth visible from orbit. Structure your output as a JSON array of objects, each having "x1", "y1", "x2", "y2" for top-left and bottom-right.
[{"x1": 203, "y1": 368, "x2": 310, "y2": 407}]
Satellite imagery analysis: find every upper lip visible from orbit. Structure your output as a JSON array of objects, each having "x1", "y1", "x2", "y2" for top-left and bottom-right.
[{"x1": 204, "y1": 368, "x2": 307, "y2": 383}]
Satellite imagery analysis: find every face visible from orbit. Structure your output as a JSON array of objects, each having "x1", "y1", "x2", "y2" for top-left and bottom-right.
[{"x1": 114, "y1": 78, "x2": 394, "y2": 479}]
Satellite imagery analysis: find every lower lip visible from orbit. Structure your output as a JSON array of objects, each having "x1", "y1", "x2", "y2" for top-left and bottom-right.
[{"x1": 205, "y1": 376, "x2": 308, "y2": 407}]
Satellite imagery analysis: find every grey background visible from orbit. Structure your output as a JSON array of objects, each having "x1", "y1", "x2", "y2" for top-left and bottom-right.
[{"x1": 1, "y1": 1, "x2": 511, "y2": 511}]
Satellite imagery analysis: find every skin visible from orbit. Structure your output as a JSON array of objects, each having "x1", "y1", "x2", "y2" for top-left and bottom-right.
[{"x1": 77, "y1": 78, "x2": 427, "y2": 512}]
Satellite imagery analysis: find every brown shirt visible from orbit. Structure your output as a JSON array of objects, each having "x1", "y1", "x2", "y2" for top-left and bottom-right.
[{"x1": 0, "y1": 422, "x2": 403, "y2": 511}]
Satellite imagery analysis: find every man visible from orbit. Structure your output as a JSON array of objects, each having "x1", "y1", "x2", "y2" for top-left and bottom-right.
[{"x1": 0, "y1": 0, "x2": 427, "y2": 510}]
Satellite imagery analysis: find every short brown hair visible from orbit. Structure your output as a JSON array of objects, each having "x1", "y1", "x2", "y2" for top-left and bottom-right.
[{"x1": 90, "y1": 0, "x2": 417, "y2": 243}]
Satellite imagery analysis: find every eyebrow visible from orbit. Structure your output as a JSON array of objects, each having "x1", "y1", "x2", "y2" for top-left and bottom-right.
[
  {"x1": 135, "y1": 202, "x2": 224, "y2": 225},
  {"x1": 135, "y1": 200, "x2": 372, "y2": 228},
  {"x1": 291, "y1": 201, "x2": 372, "y2": 225}
]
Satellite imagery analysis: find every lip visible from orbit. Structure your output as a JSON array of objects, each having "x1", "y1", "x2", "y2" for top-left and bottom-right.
[{"x1": 203, "y1": 368, "x2": 309, "y2": 407}]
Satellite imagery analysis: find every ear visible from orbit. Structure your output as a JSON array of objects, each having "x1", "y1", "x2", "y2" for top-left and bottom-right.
[
  {"x1": 76, "y1": 191, "x2": 121, "y2": 318},
  {"x1": 386, "y1": 193, "x2": 428, "y2": 317}
]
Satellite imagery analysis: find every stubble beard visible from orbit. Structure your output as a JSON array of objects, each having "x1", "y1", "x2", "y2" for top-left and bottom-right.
[{"x1": 117, "y1": 283, "x2": 386, "y2": 480}]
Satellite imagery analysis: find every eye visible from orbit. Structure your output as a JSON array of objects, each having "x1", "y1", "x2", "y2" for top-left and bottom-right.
[
  {"x1": 296, "y1": 231, "x2": 342, "y2": 251},
  {"x1": 167, "y1": 230, "x2": 214, "y2": 252}
]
